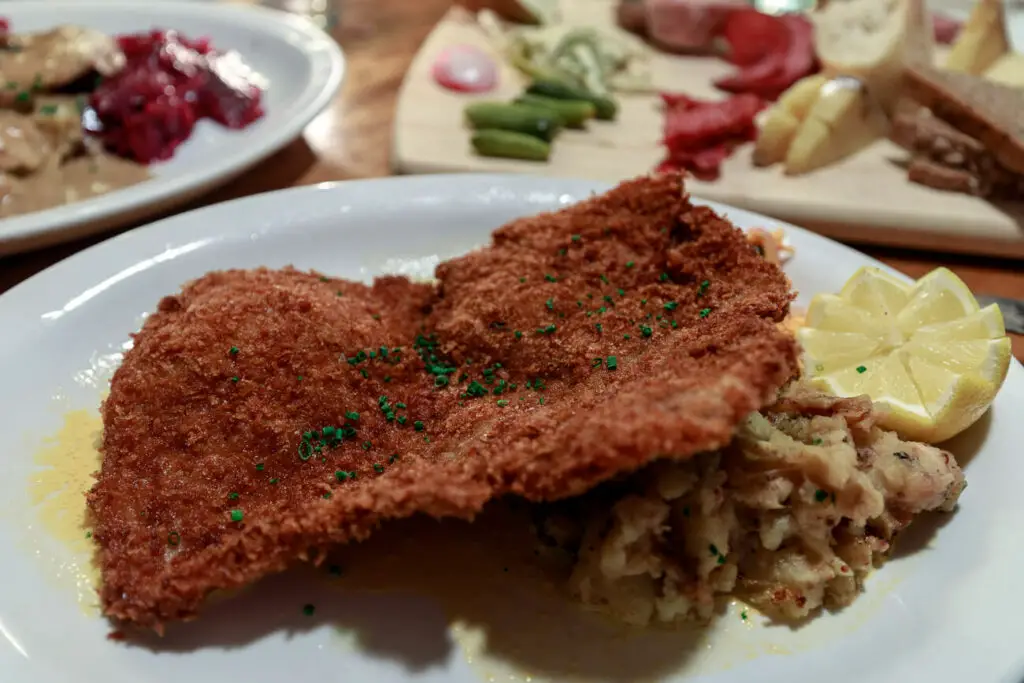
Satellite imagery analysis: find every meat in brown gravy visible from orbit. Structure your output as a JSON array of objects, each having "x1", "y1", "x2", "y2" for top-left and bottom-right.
[{"x1": 0, "y1": 25, "x2": 148, "y2": 219}]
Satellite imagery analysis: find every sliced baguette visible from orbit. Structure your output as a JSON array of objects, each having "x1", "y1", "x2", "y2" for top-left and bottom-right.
[{"x1": 811, "y1": 0, "x2": 933, "y2": 113}]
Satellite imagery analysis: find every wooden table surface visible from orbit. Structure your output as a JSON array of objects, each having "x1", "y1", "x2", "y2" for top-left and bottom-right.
[{"x1": 0, "y1": 0, "x2": 1022, "y2": 360}]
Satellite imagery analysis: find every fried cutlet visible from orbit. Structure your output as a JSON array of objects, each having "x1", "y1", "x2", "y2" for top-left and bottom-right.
[{"x1": 88, "y1": 174, "x2": 800, "y2": 631}]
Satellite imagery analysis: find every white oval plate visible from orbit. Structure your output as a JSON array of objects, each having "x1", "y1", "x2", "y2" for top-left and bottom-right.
[
  {"x1": 0, "y1": 0, "x2": 344, "y2": 256},
  {"x1": 0, "y1": 175, "x2": 1022, "y2": 683}
]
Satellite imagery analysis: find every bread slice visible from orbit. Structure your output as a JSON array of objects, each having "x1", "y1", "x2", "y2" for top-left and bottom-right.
[
  {"x1": 892, "y1": 101, "x2": 1023, "y2": 197},
  {"x1": 945, "y1": 0, "x2": 1009, "y2": 75},
  {"x1": 903, "y1": 64, "x2": 1024, "y2": 174},
  {"x1": 894, "y1": 107, "x2": 981, "y2": 154},
  {"x1": 811, "y1": 0, "x2": 934, "y2": 113},
  {"x1": 907, "y1": 158, "x2": 985, "y2": 195}
]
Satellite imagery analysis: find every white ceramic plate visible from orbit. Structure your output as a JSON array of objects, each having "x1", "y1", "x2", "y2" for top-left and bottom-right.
[
  {"x1": 0, "y1": 0, "x2": 344, "y2": 256},
  {"x1": 0, "y1": 175, "x2": 1022, "y2": 683}
]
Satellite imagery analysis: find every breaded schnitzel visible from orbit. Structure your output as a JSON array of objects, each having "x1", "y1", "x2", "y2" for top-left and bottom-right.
[{"x1": 88, "y1": 174, "x2": 799, "y2": 630}]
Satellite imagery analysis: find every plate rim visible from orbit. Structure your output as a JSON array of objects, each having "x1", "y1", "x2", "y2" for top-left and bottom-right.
[
  {"x1": 0, "y1": 0, "x2": 346, "y2": 255},
  {"x1": 0, "y1": 173, "x2": 914, "y2": 311}
]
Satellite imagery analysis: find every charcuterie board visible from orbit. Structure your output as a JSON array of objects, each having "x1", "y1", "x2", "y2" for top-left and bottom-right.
[{"x1": 391, "y1": 0, "x2": 1024, "y2": 258}]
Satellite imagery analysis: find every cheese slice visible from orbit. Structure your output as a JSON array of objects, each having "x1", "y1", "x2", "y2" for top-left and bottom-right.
[
  {"x1": 811, "y1": 0, "x2": 933, "y2": 114},
  {"x1": 753, "y1": 74, "x2": 829, "y2": 166},
  {"x1": 784, "y1": 77, "x2": 889, "y2": 176},
  {"x1": 982, "y1": 52, "x2": 1024, "y2": 87},
  {"x1": 946, "y1": 0, "x2": 1009, "y2": 75}
]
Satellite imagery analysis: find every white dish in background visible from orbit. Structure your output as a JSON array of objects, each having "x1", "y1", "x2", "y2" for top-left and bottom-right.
[
  {"x1": 0, "y1": 175, "x2": 1021, "y2": 683},
  {"x1": 0, "y1": 0, "x2": 344, "y2": 256}
]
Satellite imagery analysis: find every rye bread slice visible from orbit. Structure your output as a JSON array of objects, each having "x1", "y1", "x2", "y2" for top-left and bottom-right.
[
  {"x1": 903, "y1": 64, "x2": 1024, "y2": 174},
  {"x1": 893, "y1": 100, "x2": 1024, "y2": 197},
  {"x1": 893, "y1": 106, "x2": 990, "y2": 164},
  {"x1": 907, "y1": 157, "x2": 987, "y2": 195}
]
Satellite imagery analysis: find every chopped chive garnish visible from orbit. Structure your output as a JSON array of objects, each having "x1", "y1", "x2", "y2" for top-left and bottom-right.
[{"x1": 230, "y1": 509, "x2": 244, "y2": 522}]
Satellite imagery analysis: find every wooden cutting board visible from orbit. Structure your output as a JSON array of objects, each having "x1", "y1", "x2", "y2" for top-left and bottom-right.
[{"x1": 392, "y1": 2, "x2": 1024, "y2": 258}]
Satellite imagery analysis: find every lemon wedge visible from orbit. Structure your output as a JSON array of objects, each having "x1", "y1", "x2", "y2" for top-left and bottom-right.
[{"x1": 798, "y1": 267, "x2": 1012, "y2": 443}]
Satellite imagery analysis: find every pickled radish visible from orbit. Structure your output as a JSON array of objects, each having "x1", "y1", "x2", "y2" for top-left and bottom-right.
[{"x1": 432, "y1": 45, "x2": 498, "y2": 93}]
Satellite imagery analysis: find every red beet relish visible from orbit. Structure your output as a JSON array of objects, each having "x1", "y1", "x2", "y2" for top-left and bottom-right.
[{"x1": 87, "y1": 29, "x2": 264, "y2": 164}]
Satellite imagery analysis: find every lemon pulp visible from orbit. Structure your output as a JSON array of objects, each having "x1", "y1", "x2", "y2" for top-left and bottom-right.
[{"x1": 797, "y1": 267, "x2": 1011, "y2": 443}]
